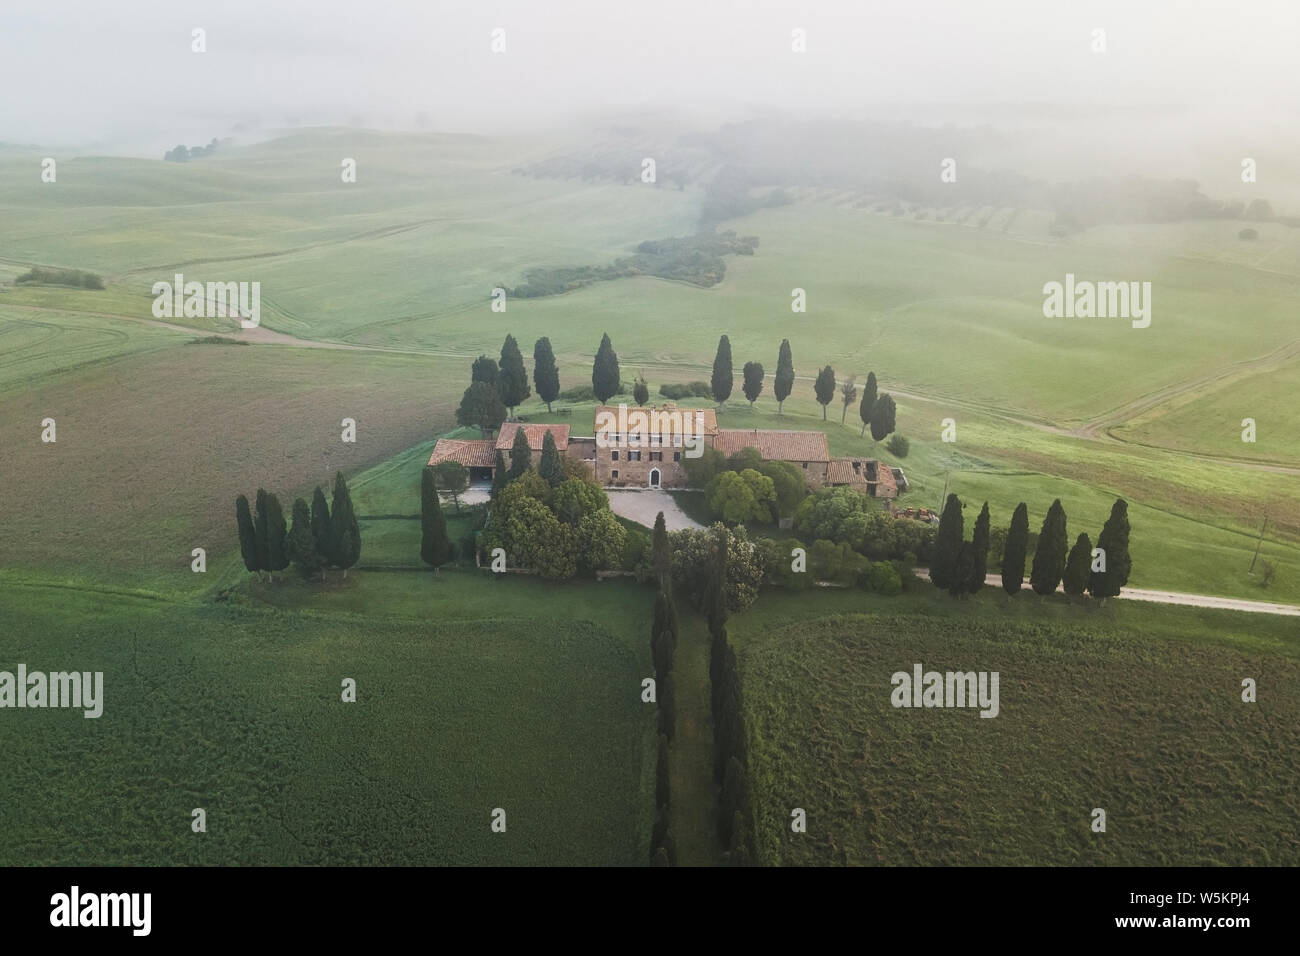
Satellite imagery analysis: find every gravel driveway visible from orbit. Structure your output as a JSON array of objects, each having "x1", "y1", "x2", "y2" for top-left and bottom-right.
[{"x1": 605, "y1": 489, "x2": 704, "y2": 531}]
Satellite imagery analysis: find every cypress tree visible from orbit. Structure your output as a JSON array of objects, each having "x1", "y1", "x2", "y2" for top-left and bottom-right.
[
  {"x1": 471, "y1": 354, "x2": 498, "y2": 387},
  {"x1": 969, "y1": 502, "x2": 991, "y2": 594},
  {"x1": 718, "y1": 756, "x2": 747, "y2": 846},
  {"x1": 538, "y1": 430, "x2": 563, "y2": 486},
  {"x1": 265, "y1": 492, "x2": 290, "y2": 581},
  {"x1": 652, "y1": 511, "x2": 671, "y2": 591},
  {"x1": 1030, "y1": 498, "x2": 1068, "y2": 596},
  {"x1": 706, "y1": 525, "x2": 730, "y2": 637},
  {"x1": 532, "y1": 337, "x2": 561, "y2": 412},
  {"x1": 652, "y1": 624, "x2": 672, "y2": 682},
  {"x1": 839, "y1": 375, "x2": 857, "y2": 424},
  {"x1": 311, "y1": 485, "x2": 331, "y2": 571},
  {"x1": 730, "y1": 810, "x2": 751, "y2": 865},
  {"x1": 650, "y1": 847, "x2": 670, "y2": 867},
  {"x1": 253, "y1": 488, "x2": 271, "y2": 579},
  {"x1": 813, "y1": 365, "x2": 837, "y2": 420},
  {"x1": 455, "y1": 381, "x2": 507, "y2": 435},
  {"x1": 1090, "y1": 498, "x2": 1132, "y2": 600},
  {"x1": 491, "y1": 450, "x2": 508, "y2": 496},
  {"x1": 741, "y1": 361, "x2": 764, "y2": 409},
  {"x1": 774, "y1": 339, "x2": 794, "y2": 415},
  {"x1": 658, "y1": 670, "x2": 675, "y2": 740},
  {"x1": 497, "y1": 333, "x2": 530, "y2": 415},
  {"x1": 329, "y1": 471, "x2": 361, "y2": 578},
  {"x1": 1064, "y1": 531, "x2": 1092, "y2": 597},
  {"x1": 711, "y1": 334, "x2": 734, "y2": 409},
  {"x1": 633, "y1": 374, "x2": 649, "y2": 406},
  {"x1": 930, "y1": 493, "x2": 964, "y2": 589},
  {"x1": 507, "y1": 427, "x2": 531, "y2": 479},
  {"x1": 421, "y1": 467, "x2": 453, "y2": 569},
  {"x1": 287, "y1": 497, "x2": 325, "y2": 577},
  {"x1": 869, "y1": 393, "x2": 897, "y2": 447},
  {"x1": 236, "y1": 494, "x2": 258, "y2": 575},
  {"x1": 1002, "y1": 503, "x2": 1029, "y2": 595},
  {"x1": 859, "y1": 371, "x2": 878, "y2": 437},
  {"x1": 655, "y1": 734, "x2": 670, "y2": 809},
  {"x1": 950, "y1": 542, "x2": 974, "y2": 598},
  {"x1": 592, "y1": 332, "x2": 620, "y2": 403}
]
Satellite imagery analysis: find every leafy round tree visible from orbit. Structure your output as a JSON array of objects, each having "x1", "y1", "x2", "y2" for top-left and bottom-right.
[
  {"x1": 236, "y1": 494, "x2": 259, "y2": 575},
  {"x1": 1002, "y1": 503, "x2": 1029, "y2": 596},
  {"x1": 886, "y1": 434, "x2": 909, "y2": 458},
  {"x1": 497, "y1": 334, "x2": 530, "y2": 415},
  {"x1": 870, "y1": 393, "x2": 897, "y2": 446},
  {"x1": 741, "y1": 361, "x2": 764, "y2": 409},
  {"x1": 471, "y1": 354, "x2": 499, "y2": 387},
  {"x1": 969, "y1": 502, "x2": 991, "y2": 594},
  {"x1": 711, "y1": 335, "x2": 734, "y2": 409},
  {"x1": 431, "y1": 460, "x2": 469, "y2": 513},
  {"x1": 813, "y1": 365, "x2": 837, "y2": 420},
  {"x1": 1090, "y1": 498, "x2": 1132, "y2": 600},
  {"x1": 1029, "y1": 498, "x2": 1068, "y2": 596},
  {"x1": 421, "y1": 467, "x2": 453, "y2": 570},
  {"x1": 774, "y1": 339, "x2": 794, "y2": 415},
  {"x1": 455, "y1": 381, "x2": 507, "y2": 435},
  {"x1": 859, "y1": 371, "x2": 878, "y2": 437},
  {"x1": 930, "y1": 493, "x2": 964, "y2": 589},
  {"x1": 633, "y1": 374, "x2": 649, "y2": 406},
  {"x1": 532, "y1": 337, "x2": 561, "y2": 412},
  {"x1": 538, "y1": 430, "x2": 564, "y2": 486},
  {"x1": 1064, "y1": 531, "x2": 1092, "y2": 597},
  {"x1": 592, "y1": 332, "x2": 621, "y2": 403}
]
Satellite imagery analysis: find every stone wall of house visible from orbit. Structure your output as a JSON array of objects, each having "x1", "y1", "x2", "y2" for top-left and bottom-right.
[{"x1": 595, "y1": 446, "x2": 690, "y2": 487}]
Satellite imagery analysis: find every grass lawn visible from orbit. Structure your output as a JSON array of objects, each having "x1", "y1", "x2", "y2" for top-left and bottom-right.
[{"x1": 727, "y1": 586, "x2": 1300, "y2": 866}]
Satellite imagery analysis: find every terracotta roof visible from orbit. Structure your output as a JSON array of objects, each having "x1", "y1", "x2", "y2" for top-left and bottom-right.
[
  {"x1": 593, "y1": 405, "x2": 718, "y2": 438},
  {"x1": 827, "y1": 459, "x2": 860, "y2": 484},
  {"x1": 428, "y1": 438, "x2": 495, "y2": 469},
  {"x1": 494, "y1": 422, "x2": 571, "y2": 452},
  {"x1": 715, "y1": 428, "x2": 830, "y2": 463}
]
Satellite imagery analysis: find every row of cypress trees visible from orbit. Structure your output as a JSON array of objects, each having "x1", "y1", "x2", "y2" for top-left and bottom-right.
[
  {"x1": 705, "y1": 524, "x2": 755, "y2": 865},
  {"x1": 930, "y1": 494, "x2": 1132, "y2": 599},
  {"x1": 650, "y1": 512, "x2": 679, "y2": 866},
  {"x1": 235, "y1": 472, "x2": 360, "y2": 581}
]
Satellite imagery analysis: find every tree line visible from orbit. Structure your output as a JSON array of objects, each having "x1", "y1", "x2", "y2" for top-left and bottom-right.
[
  {"x1": 649, "y1": 513, "x2": 679, "y2": 866},
  {"x1": 929, "y1": 494, "x2": 1132, "y2": 600},
  {"x1": 235, "y1": 472, "x2": 360, "y2": 581}
]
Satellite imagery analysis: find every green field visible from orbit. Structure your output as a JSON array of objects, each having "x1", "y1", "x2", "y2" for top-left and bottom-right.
[
  {"x1": 730, "y1": 589, "x2": 1300, "y2": 866},
  {"x1": 2, "y1": 126, "x2": 1298, "y2": 866}
]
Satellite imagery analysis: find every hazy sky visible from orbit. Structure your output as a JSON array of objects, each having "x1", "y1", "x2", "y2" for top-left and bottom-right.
[{"x1": 2, "y1": 0, "x2": 1297, "y2": 149}]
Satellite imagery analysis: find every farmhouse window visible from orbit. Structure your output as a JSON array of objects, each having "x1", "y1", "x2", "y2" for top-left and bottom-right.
[
  {"x1": 612, "y1": 470, "x2": 619, "y2": 479},
  {"x1": 673, "y1": 452, "x2": 681, "y2": 461},
  {"x1": 630, "y1": 451, "x2": 642, "y2": 461},
  {"x1": 612, "y1": 450, "x2": 619, "y2": 461}
]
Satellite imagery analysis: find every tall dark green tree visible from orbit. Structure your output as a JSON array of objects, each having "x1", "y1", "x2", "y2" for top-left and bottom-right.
[
  {"x1": 287, "y1": 497, "x2": 327, "y2": 578},
  {"x1": 858, "y1": 371, "x2": 878, "y2": 437},
  {"x1": 236, "y1": 494, "x2": 259, "y2": 575},
  {"x1": 329, "y1": 471, "x2": 362, "y2": 577},
  {"x1": 491, "y1": 449, "x2": 508, "y2": 495},
  {"x1": 813, "y1": 365, "x2": 837, "y2": 420},
  {"x1": 253, "y1": 488, "x2": 272, "y2": 579},
  {"x1": 532, "y1": 337, "x2": 561, "y2": 412},
  {"x1": 1064, "y1": 531, "x2": 1092, "y2": 597},
  {"x1": 592, "y1": 332, "x2": 621, "y2": 403},
  {"x1": 507, "y1": 427, "x2": 532, "y2": 479},
  {"x1": 421, "y1": 467, "x2": 453, "y2": 570},
  {"x1": 655, "y1": 734, "x2": 670, "y2": 809},
  {"x1": 930, "y1": 493, "x2": 964, "y2": 589},
  {"x1": 1090, "y1": 498, "x2": 1132, "y2": 600},
  {"x1": 711, "y1": 335, "x2": 734, "y2": 409},
  {"x1": 839, "y1": 376, "x2": 857, "y2": 424},
  {"x1": 265, "y1": 492, "x2": 290, "y2": 581},
  {"x1": 1030, "y1": 498, "x2": 1068, "y2": 596},
  {"x1": 652, "y1": 511, "x2": 671, "y2": 591},
  {"x1": 538, "y1": 430, "x2": 564, "y2": 486},
  {"x1": 455, "y1": 381, "x2": 507, "y2": 435},
  {"x1": 741, "y1": 361, "x2": 764, "y2": 409},
  {"x1": 471, "y1": 354, "x2": 499, "y2": 387},
  {"x1": 310, "y1": 486, "x2": 331, "y2": 561},
  {"x1": 774, "y1": 339, "x2": 794, "y2": 415},
  {"x1": 969, "y1": 502, "x2": 991, "y2": 594},
  {"x1": 870, "y1": 393, "x2": 897, "y2": 447},
  {"x1": 950, "y1": 541, "x2": 975, "y2": 598},
  {"x1": 659, "y1": 670, "x2": 675, "y2": 740},
  {"x1": 1002, "y1": 503, "x2": 1029, "y2": 596},
  {"x1": 718, "y1": 756, "x2": 747, "y2": 847},
  {"x1": 497, "y1": 334, "x2": 530, "y2": 416}
]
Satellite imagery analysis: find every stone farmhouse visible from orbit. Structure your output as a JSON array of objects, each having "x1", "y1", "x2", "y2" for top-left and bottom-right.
[{"x1": 428, "y1": 404, "x2": 899, "y2": 499}]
